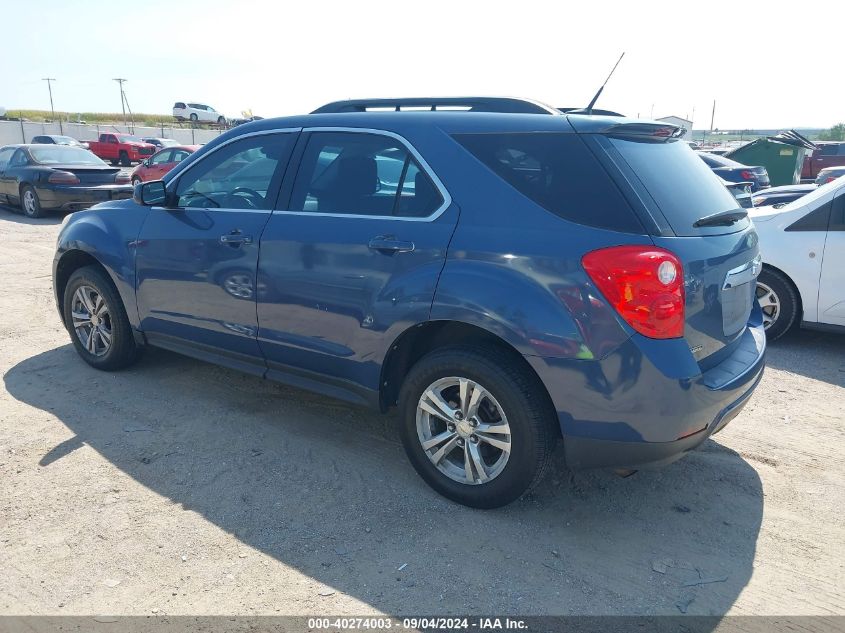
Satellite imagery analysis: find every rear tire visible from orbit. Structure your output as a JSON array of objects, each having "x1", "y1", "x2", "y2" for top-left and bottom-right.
[
  {"x1": 63, "y1": 265, "x2": 141, "y2": 371},
  {"x1": 20, "y1": 185, "x2": 44, "y2": 218},
  {"x1": 398, "y1": 346, "x2": 558, "y2": 508},
  {"x1": 757, "y1": 268, "x2": 799, "y2": 341},
  {"x1": 119, "y1": 151, "x2": 130, "y2": 167},
  {"x1": 190, "y1": 113, "x2": 198, "y2": 122},
  {"x1": 131, "y1": 176, "x2": 141, "y2": 186}
]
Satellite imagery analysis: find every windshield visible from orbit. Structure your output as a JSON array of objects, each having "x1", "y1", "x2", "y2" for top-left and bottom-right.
[
  {"x1": 611, "y1": 137, "x2": 741, "y2": 236},
  {"x1": 116, "y1": 135, "x2": 145, "y2": 143},
  {"x1": 53, "y1": 136, "x2": 78, "y2": 145},
  {"x1": 29, "y1": 146, "x2": 105, "y2": 165}
]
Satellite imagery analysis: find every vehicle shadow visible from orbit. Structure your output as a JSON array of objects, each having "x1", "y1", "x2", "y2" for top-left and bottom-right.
[
  {"x1": 0, "y1": 204, "x2": 65, "y2": 224},
  {"x1": 4, "y1": 345, "x2": 763, "y2": 617},
  {"x1": 766, "y1": 329, "x2": 845, "y2": 387}
]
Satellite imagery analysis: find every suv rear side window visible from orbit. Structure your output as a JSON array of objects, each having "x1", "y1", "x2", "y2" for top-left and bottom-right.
[
  {"x1": 452, "y1": 132, "x2": 643, "y2": 233},
  {"x1": 609, "y1": 137, "x2": 741, "y2": 236},
  {"x1": 288, "y1": 132, "x2": 443, "y2": 217}
]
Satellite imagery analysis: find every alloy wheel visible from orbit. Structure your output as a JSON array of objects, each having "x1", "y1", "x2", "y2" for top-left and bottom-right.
[
  {"x1": 71, "y1": 285, "x2": 113, "y2": 356},
  {"x1": 756, "y1": 281, "x2": 780, "y2": 329},
  {"x1": 23, "y1": 190, "x2": 37, "y2": 215},
  {"x1": 416, "y1": 377, "x2": 511, "y2": 485}
]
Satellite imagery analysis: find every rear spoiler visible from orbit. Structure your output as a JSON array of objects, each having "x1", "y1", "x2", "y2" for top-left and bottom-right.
[
  {"x1": 568, "y1": 118, "x2": 685, "y2": 139},
  {"x1": 311, "y1": 97, "x2": 561, "y2": 115}
]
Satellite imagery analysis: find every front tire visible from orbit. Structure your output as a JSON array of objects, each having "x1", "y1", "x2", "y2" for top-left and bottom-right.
[
  {"x1": 20, "y1": 185, "x2": 44, "y2": 218},
  {"x1": 757, "y1": 268, "x2": 799, "y2": 341},
  {"x1": 63, "y1": 266, "x2": 140, "y2": 371},
  {"x1": 217, "y1": 116, "x2": 225, "y2": 125},
  {"x1": 398, "y1": 346, "x2": 557, "y2": 508}
]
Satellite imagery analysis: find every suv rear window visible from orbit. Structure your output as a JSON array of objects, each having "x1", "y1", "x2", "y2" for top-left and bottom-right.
[
  {"x1": 609, "y1": 137, "x2": 741, "y2": 236},
  {"x1": 452, "y1": 132, "x2": 643, "y2": 233}
]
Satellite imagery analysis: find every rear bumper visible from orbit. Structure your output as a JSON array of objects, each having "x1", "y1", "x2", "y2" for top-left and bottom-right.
[
  {"x1": 35, "y1": 184, "x2": 133, "y2": 211},
  {"x1": 527, "y1": 321, "x2": 766, "y2": 471}
]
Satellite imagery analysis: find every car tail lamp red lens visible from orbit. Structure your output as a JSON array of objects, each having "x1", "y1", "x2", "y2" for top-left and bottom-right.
[
  {"x1": 581, "y1": 246, "x2": 685, "y2": 339},
  {"x1": 47, "y1": 171, "x2": 80, "y2": 184},
  {"x1": 740, "y1": 170, "x2": 755, "y2": 180}
]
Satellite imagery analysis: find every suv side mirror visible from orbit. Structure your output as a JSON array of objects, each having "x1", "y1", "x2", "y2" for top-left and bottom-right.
[{"x1": 135, "y1": 180, "x2": 167, "y2": 206}]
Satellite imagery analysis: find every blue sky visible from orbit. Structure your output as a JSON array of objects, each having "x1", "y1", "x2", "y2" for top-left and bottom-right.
[{"x1": 4, "y1": 0, "x2": 844, "y2": 129}]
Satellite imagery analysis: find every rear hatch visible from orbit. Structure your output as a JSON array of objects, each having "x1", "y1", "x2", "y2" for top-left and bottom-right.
[{"x1": 588, "y1": 125, "x2": 760, "y2": 365}]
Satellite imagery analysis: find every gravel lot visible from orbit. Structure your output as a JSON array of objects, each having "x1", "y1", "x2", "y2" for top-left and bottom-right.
[{"x1": 1, "y1": 205, "x2": 843, "y2": 618}]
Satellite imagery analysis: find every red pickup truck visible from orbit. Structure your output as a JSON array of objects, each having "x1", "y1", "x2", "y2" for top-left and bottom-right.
[
  {"x1": 86, "y1": 133, "x2": 157, "y2": 166},
  {"x1": 801, "y1": 142, "x2": 845, "y2": 181}
]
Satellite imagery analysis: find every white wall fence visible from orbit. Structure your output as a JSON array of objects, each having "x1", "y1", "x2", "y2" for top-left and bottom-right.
[{"x1": 0, "y1": 120, "x2": 225, "y2": 147}]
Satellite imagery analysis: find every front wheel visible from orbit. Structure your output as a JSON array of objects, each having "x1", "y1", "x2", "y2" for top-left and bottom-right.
[
  {"x1": 217, "y1": 116, "x2": 225, "y2": 125},
  {"x1": 20, "y1": 185, "x2": 44, "y2": 218},
  {"x1": 63, "y1": 266, "x2": 141, "y2": 370},
  {"x1": 756, "y1": 268, "x2": 799, "y2": 341},
  {"x1": 398, "y1": 346, "x2": 558, "y2": 508}
]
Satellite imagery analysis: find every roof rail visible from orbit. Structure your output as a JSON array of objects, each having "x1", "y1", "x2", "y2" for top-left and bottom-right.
[{"x1": 311, "y1": 97, "x2": 561, "y2": 115}]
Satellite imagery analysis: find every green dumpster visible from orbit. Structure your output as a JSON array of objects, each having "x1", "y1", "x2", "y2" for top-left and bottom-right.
[{"x1": 726, "y1": 130, "x2": 817, "y2": 186}]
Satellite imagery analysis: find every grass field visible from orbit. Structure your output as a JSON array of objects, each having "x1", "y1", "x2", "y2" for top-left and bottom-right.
[{"x1": 7, "y1": 109, "x2": 174, "y2": 126}]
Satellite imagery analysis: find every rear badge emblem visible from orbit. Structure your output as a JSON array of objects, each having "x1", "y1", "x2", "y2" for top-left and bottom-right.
[{"x1": 690, "y1": 345, "x2": 704, "y2": 354}]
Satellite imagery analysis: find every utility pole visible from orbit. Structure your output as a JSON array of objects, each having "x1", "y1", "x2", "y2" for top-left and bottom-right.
[
  {"x1": 113, "y1": 78, "x2": 128, "y2": 131},
  {"x1": 42, "y1": 78, "x2": 62, "y2": 134},
  {"x1": 710, "y1": 100, "x2": 716, "y2": 135}
]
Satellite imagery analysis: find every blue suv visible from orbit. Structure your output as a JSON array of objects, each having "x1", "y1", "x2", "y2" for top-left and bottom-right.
[{"x1": 53, "y1": 102, "x2": 766, "y2": 508}]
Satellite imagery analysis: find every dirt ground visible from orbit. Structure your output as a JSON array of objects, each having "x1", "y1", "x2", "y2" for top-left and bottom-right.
[{"x1": 1, "y1": 206, "x2": 843, "y2": 618}]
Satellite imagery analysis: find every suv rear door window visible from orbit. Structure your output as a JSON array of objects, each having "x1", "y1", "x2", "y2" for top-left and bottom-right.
[
  {"x1": 288, "y1": 131, "x2": 443, "y2": 217},
  {"x1": 609, "y1": 137, "x2": 741, "y2": 236},
  {"x1": 453, "y1": 132, "x2": 643, "y2": 233}
]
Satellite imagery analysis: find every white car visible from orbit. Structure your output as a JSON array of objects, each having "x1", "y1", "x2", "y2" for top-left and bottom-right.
[
  {"x1": 172, "y1": 102, "x2": 227, "y2": 125},
  {"x1": 750, "y1": 177, "x2": 845, "y2": 339}
]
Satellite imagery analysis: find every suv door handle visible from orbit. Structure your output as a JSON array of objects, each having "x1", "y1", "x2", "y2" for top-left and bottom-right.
[
  {"x1": 368, "y1": 236, "x2": 415, "y2": 253},
  {"x1": 220, "y1": 231, "x2": 253, "y2": 245}
]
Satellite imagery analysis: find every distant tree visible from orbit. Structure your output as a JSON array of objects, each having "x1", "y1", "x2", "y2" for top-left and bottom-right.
[{"x1": 818, "y1": 123, "x2": 845, "y2": 141}]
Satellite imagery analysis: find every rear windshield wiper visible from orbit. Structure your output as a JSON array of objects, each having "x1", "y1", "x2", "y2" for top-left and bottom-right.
[{"x1": 693, "y1": 209, "x2": 748, "y2": 228}]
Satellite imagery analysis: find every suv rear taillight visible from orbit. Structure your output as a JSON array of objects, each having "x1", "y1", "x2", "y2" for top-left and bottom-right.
[{"x1": 582, "y1": 246, "x2": 685, "y2": 339}]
